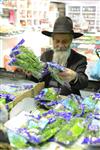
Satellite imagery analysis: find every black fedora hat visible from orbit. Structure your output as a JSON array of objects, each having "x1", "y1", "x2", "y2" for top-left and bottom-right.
[{"x1": 42, "y1": 16, "x2": 83, "y2": 39}]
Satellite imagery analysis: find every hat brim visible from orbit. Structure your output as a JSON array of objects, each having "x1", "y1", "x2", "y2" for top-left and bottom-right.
[{"x1": 42, "y1": 31, "x2": 83, "y2": 39}]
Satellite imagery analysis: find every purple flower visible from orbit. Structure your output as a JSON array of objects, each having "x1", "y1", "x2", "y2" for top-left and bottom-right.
[
  {"x1": 82, "y1": 137, "x2": 90, "y2": 144},
  {"x1": 48, "y1": 138, "x2": 55, "y2": 142},
  {"x1": 36, "y1": 115, "x2": 41, "y2": 120},
  {"x1": 6, "y1": 94, "x2": 15, "y2": 103},
  {"x1": 0, "y1": 94, "x2": 6, "y2": 98},
  {"x1": 40, "y1": 101, "x2": 47, "y2": 105},
  {"x1": 94, "y1": 93, "x2": 100, "y2": 99},
  {"x1": 94, "y1": 114, "x2": 100, "y2": 120},
  {"x1": 34, "y1": 90, "x2": 46, "y2": 101},
  {"x1": 46, "y1": 100, "x2": 59, "y2": 106},
  {"x1": 10, "y1": 50, "x2": 21, "y2": 57},
  {"x1": 88, "y1": 124, "x2": 95, "y2": 131},
  {"x1": 9, "y1": 58, "x2": 17, "y2": 65},
  {"x1": 92, "y1": 138, "x2": 100, "y2": 144},
  {"x1": 17, "y1": 128, "x2": 40, "y2": 144},
  {"x1": 75, "y1": 104, "x2": 85, "y2": 117},
  {"x1": 48, "y1": 118, "x2": 56, "y2": 124},
  {"x1": 56, "y1": 112, "x2": 72, "y2": 121},
  {"x1": 11, "y1": 39, "x2": 25, "y2": 51},
  {"x1": 25, "y1": 114, "x2": 41, "y2": 120},
  {"x1": 24, "y1": 85, "x2": 33, "y2": 89},
  {"x1": 5, "y1": 104, "x2": 9, "y2": 110},
  {"x1": 41, "y1": 63, "x2": 50, "y2": 77},
  {"x1": 47, "y1": 62, "x2": 65, "y2": 71},
  {"x1": 0, "y1": 93, "x2": 15, "y2": 103},
  {"x1": 74, "y1": 94, "x2": 84, "y2": 104},
  {"x1": 42, "y1": 109, "x2": 55, "y2": 116}
]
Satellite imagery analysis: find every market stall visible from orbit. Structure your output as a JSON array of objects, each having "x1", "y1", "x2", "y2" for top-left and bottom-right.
[
  {"x1": 0, "y1": 1, "x2": 100, "y2": 149},
  {"x1": 1, "y1": 86, "x2": 100, "y2": 150},
  {"x1": 0, "y1": 39, "x2": 100, "y2": 150}
]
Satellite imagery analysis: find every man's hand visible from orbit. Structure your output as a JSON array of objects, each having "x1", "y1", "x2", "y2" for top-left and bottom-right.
[
  {"x1": 58, "y1": 68, "x2": 78, "y2": 83},
  {"x1": 15, "y1": 68, "x2": 32, "y2": 77}
]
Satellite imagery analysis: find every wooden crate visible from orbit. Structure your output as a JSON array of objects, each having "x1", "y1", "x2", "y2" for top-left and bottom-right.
[{"x1": 6, "y1": 82, "x2": 45, "y2": 111}]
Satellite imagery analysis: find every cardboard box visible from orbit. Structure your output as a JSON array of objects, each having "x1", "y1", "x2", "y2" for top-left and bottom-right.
[{"x1": 6, "y1": 82, "x2": 45, "y2": 111}]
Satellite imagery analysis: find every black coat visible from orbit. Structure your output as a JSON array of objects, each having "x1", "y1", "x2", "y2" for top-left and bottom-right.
[{"x1": 40, "y1": 49, "x2": 88, "y2": 96}]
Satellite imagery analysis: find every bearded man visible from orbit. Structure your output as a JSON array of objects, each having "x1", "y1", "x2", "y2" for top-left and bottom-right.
[{"x1": 40, "y1": 16, "x2": 88, "y2": 96}]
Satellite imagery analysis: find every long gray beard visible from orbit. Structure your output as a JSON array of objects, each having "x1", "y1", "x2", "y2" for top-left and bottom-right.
[{"x1": 53, "y1": 48, "x2": 71, "y2": 66}]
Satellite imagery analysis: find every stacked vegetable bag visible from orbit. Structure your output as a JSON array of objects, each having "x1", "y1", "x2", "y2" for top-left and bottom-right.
[
  {"x1": 9, "y1": 39, "x2": 65, "y2": 85},
  {"x1": 4, "y1": 89, "x2": 100, "y2": 149},
  {"x1": 9, "y1": 39, "x2": 45, "y2": 80}
]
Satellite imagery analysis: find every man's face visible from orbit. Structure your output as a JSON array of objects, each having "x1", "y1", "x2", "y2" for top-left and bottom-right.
[
  {"x1": 52, "y1": 33, "x2": 73, "y2": 66},
  {"x1": 53, "y1": 33, "x2": 73, "y2": 51}
]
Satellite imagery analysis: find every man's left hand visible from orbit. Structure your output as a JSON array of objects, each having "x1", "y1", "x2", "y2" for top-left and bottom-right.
[{"x1": 58, "y1": 68, "x2": 78, "y2": 83}]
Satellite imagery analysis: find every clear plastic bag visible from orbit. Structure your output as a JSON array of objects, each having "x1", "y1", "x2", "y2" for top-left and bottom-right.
[{"x1": 90, "y1": 49, "x2": 100, "y2": 80}]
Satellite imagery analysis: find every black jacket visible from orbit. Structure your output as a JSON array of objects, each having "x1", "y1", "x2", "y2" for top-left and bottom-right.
[{"x1": 40, "y1": 49, "x2": 88, "y2": 96}]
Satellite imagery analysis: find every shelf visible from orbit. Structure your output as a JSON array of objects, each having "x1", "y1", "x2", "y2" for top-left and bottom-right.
[
  {"x1": 84, "y1": 18, "x2": 95, "y2": 21},
  {"x1": 72, "y1": 34, "x2": 100, "y2": 56},
  {"x1": 0, "y1": 31, "x2": 25, "y2": 39},
  {"x1": 0, "y1": 34, "x2": 23, "y2": 39},
  {"x1": 15, "y1": 0, "x2": 50, "y2": 27},
  {"x1": 73, "y1": 41, "x2": 96, "y2": 44},
  {"x1": 82, "y1": 12, "x2": 95, "y2": 14},
  {"x1": 68, "y1": 11, "x2": 80, "y2": 14},
  {"x1": 1, "y1": 6, "x2": 17, "y2": 10},
  {"x1": 66, "y1": 4, "x2": 100, "y2": 33}
]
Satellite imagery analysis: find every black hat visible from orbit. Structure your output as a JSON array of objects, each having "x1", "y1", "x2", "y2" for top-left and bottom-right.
[{"x1": 42, "y1": 16, "x2": 83, "y2": 38}]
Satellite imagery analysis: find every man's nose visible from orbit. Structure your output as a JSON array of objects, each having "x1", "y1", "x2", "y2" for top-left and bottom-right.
[{"x1": 58, "y1": 43, "x2": 63, "y2": 48}]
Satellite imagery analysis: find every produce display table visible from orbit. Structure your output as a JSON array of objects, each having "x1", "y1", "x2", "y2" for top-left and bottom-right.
[{"x1": 0, "y1": 71, "x2": 100, "y2": 150}]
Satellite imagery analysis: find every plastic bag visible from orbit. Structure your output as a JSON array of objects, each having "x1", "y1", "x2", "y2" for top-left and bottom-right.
[{"x1": 90, "y1": 49, "x2": 100, "y2": 80}]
